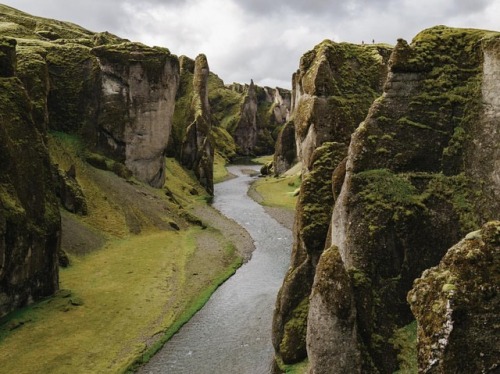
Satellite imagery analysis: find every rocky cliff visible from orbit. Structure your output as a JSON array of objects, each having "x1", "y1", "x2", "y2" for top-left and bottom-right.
[
  {"x1": 0, "y1": 37, "x2": 60, "y2": 317},
  {"x1": 0, "y1": 5, "x2": 180, "y2": 188},
  {"x1": 92, "y1": 43, "x2": 179, "y2": 188},
  {"x1": 169, "y1": 54, "x2": 214, "y2": 194},
  {"x1": 305, "y1": 27, "x2": 500, "y2": 373},
  {"x1": 272, "y1": 40, "x2": 392, "y2": 368},
  {"x1": 209, "y1": 78, "x2": 291, "y2": 158}
]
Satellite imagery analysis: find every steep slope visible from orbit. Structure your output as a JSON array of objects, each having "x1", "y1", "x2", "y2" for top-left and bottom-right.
[
  {"x1": 312, "y1": 27, "x2": 500, "y2": 373},
  {"x1": 208, "y1": 77, "x2": 291, "y2": 158},
  {"x1": 272, "y1": 40, "x2": 392, "y2": 368}
]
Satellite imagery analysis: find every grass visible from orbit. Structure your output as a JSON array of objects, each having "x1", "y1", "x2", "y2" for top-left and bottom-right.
[
  {"x1": 251, "y1": 174, "x2": 300, "y2": 211},
  {"x1": 213, "y1": 152, "x2": 231, "y2": 184},
  {"x1": 0, "y1": 228, "x2": 241, "y2": 373},
  {"x1": 391, "y1": 320, "x2": 418, "y2": 373},
  {"x1": 0, "y1": 131, "x2": 244, "y2": 373},
  {"x1": 284, "y1": 359, "x2": 309, "y2": 374},
  {"x1": 248, "y1": 154, "x2": 299, "y2": 211}
]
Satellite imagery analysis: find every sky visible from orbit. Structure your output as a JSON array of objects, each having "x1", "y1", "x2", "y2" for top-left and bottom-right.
[{"x1": 2, "y1": 0, "x2": 499, "y2": 88}]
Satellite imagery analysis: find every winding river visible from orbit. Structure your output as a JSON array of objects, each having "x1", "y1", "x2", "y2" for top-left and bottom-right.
[{"x1": 139, "y1": 165, "x2": 292, "y2": 374}]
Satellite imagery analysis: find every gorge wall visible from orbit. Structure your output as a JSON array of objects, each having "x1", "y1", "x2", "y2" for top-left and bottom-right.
[
  {"x1": 273, "y1": 27, "x2": 500, "y2": 373},
  {"x1": 0, "y1": 37, "x2": 60, "y2": 317},
  {"x1": 272, "y1": 40, "x2": 392, "y2": 367},
  {"x1": 170, "y1": 54, "x2": 214, "y2": 194}
]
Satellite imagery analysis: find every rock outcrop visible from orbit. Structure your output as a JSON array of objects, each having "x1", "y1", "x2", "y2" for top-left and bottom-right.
[
  {"x1": 289, "y1": 40, "x2": 392, "y2": 172},
  {"x1": 232, "y1": 80, "x2": 258, "y2": 155},
  {"x1": 272, "y1": 40, "x2": 392, "y2": 368},
  {"x1": 316, "y1": 27, "x2": 500, "y2": 373},
  {"x1": 0, "y1": 37, "x2": 60, "y2": 317},
  {"x1": 92, "y1": 43, "x2": 180, "y2": 188},
  {"x1": 1, "y1": 5, "x2": 180, "y2": 188},
  {"x1": 408, "y1": 221, "x2": 499, "y2": 374},
  {"x1": 212, "y1": 79, "x2": 291, "y2": 157},
  {"x1": 170, "y1": 55, "x2": 214, "y2": 194},
  {"x1": 273, "y1": 120, "x2": 296, "y2": 175}
]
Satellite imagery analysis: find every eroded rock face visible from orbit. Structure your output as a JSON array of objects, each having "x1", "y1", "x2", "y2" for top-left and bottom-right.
[
  {"x1": 290, "y1": 40, "x2": 392, "y2": 172},
  {"x1": 272, "y1": 40, "x2": 391, "y2": 369},
  {"x1": 325, "y1": 27, "x2": 500, "y2": 372},
  {"x1": 92, "y1": 43, "x2": 180, "y2": 188},
  {"x1": 0, "y1": 39, "x2": 60, "y2": 317},
  {"x1": 408, "y1": 221, "x2": 500, "y2": 374},
  {"x1": 272, "y1": 142, "x2": 346, "y2": 365},
  {"x1": 307, "y1": 245, "x2": 361, "y2": 374},
  {"x1": 170, "y1": 54, "x2": 214, "y2": 194},
  {"x1": 273, "y1": 120, "x2": 296, "y2": 175},
  {"x1": 180, "y1": 54, "x2": 214, "y2": 195},
  {"x1": 233, "y1": 80, "x2": 258, "y2": 155}
]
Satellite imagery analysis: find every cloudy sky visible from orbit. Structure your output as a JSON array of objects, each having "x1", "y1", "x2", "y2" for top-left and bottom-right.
[{"x1": 2, "y1": 0, "x2": 499, "y2": 88}]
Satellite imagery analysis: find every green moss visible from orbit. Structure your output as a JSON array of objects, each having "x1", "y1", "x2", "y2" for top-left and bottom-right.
[
  {"x1": 390, "y1": 321, "x2": 417, "y2": 374},
  {"x1": 348, "y1": 267, "x2": 372, "y2": 288},
  {"x1": 299, "y1": 142, "x2": 347, "y2": 249},
  {"x1": 354, "y1": 169, "x2": 425, "y2": 224},
  {"x1": 279, "y1": 297, "x2": 309, "y2": 364}
]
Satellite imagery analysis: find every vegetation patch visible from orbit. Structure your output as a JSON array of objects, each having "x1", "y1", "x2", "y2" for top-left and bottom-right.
[
  {"x1": 251, "y1": 173, "x2": 300, "y2": 211},
  {"x1": 0, "y1": 228, "x2": 241, "y2": 374},
  {"x1": 390, "y1": 320, "x2": 417, "y2": 373}
]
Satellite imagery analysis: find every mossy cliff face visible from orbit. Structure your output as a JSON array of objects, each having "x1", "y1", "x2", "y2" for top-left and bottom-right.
[
  {"x1": 408, "y1": 221, "x2": 500, "y2": 373},
  {"x1": 320, "y1": 27, "x2": 500, "y2": 373},
  {"x1": 307, "y1": 245, "x2": 361, "y2": 374},
  {"x1": 272, "y1": 40, "x2": 391, "y2": 370},
  {"x1": 182, "y1": 54, "x2": 214, "y2": 194},
  {"x1": 254, "y1": 86, "x2": 291, "y2": 155},
  {"x1": 92, "y1": 43, "x2": 180, "y2": 188},
  {"x1": 272, "y1": 142, "x2": 346, "y2": 366},
  {"x1": 232, "y1": 79, "x2": 258, "y2": 155},
  {"x1": 273, "y1": 120, "x2": 296, "y2": 175},
  {"x1": 1, "y1": 5, "x2": 180, "y2": 188},
  {"x1": 0, "y1": 38, "x2": 60, "y2": 317},
  {"x1": 170, "y1": 55, "x2": 214, "y2": 194},
  {"x1": 289, "y1": 40, "x2": 392, "y2": 171}
]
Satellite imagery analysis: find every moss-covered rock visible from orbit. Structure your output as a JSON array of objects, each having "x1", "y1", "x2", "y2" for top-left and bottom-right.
[
  {"x1": 0, "y1": 66, "x2": 60, "y2": 317},
  {"x1": 0, "y1": 37, "x2": 16, "y2": 77},
  {"x1": 53, "y1": 165, "x2": 88, "y2": 215},
  {"x1": 327, "y1": 26, "x2": 500, "y2": 373},
  {"x1": 92, "y1": 42, "x2": 180, "y2": 188},
  {"x1": 272, "y1": 39, "x2": 391, "y2": 369},
  {"x1": 171, "y1": 54, "x2": 214, "y2": 194},
  {"x1": 408, "y1": 221, "x2": 500, "y2": 373},
  {"x1": 289, "y1": 40, "x2": 392, "y2": 171},
  {"x1": 273, "y1": 120, "x2": 296, "y2": 175},
  {"x1": 272, "y1": 142, "x2": 346, "y2": 365},
  {"x1": 307, "y1": 245, "x2": 361, "y2": 374}
]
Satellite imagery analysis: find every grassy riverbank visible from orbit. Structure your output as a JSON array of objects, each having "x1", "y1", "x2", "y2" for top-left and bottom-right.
[
  {"x1": 0, "y1": 134, "x2": 246, "y2": 373},
  {"x1": 0, "y1": 228, "x2": 241, "y2": 374},
  {"x1": 249, "y1": 156, "x2": 300, "y2": 219}
]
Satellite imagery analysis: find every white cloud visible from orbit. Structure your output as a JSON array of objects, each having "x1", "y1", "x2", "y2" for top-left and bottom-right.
[{"x1": 1, "y1": 0, "x2": 499, "y2": 88}]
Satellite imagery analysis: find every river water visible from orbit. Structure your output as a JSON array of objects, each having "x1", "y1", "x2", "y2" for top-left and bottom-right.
[{"x1": 139, "y1": 165, "x2": 292, "y2": 374}]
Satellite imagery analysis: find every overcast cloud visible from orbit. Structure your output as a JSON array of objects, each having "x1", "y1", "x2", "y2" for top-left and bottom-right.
[{"x1": 2, "y1": 0, "x2": 499, "y2": 88}]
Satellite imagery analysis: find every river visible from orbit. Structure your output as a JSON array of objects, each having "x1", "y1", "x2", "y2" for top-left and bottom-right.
[{"x1": 139, "y1": 165, "x2": 293, "y2": 374}]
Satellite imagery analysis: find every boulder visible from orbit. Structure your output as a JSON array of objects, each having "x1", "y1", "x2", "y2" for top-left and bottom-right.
[{"x1": 408, "y1": 221, "x2": 500, "y2": 374}]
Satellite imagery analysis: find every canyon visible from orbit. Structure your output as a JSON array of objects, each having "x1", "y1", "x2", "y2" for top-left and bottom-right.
[{"x1": 0, "y1": 4, "x2": 499, "y2": 374}]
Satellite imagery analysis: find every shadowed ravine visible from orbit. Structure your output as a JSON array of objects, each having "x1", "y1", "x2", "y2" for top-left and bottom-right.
[{"x1": 139, "y1": 165, "x2": 292, "y2": 373}]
